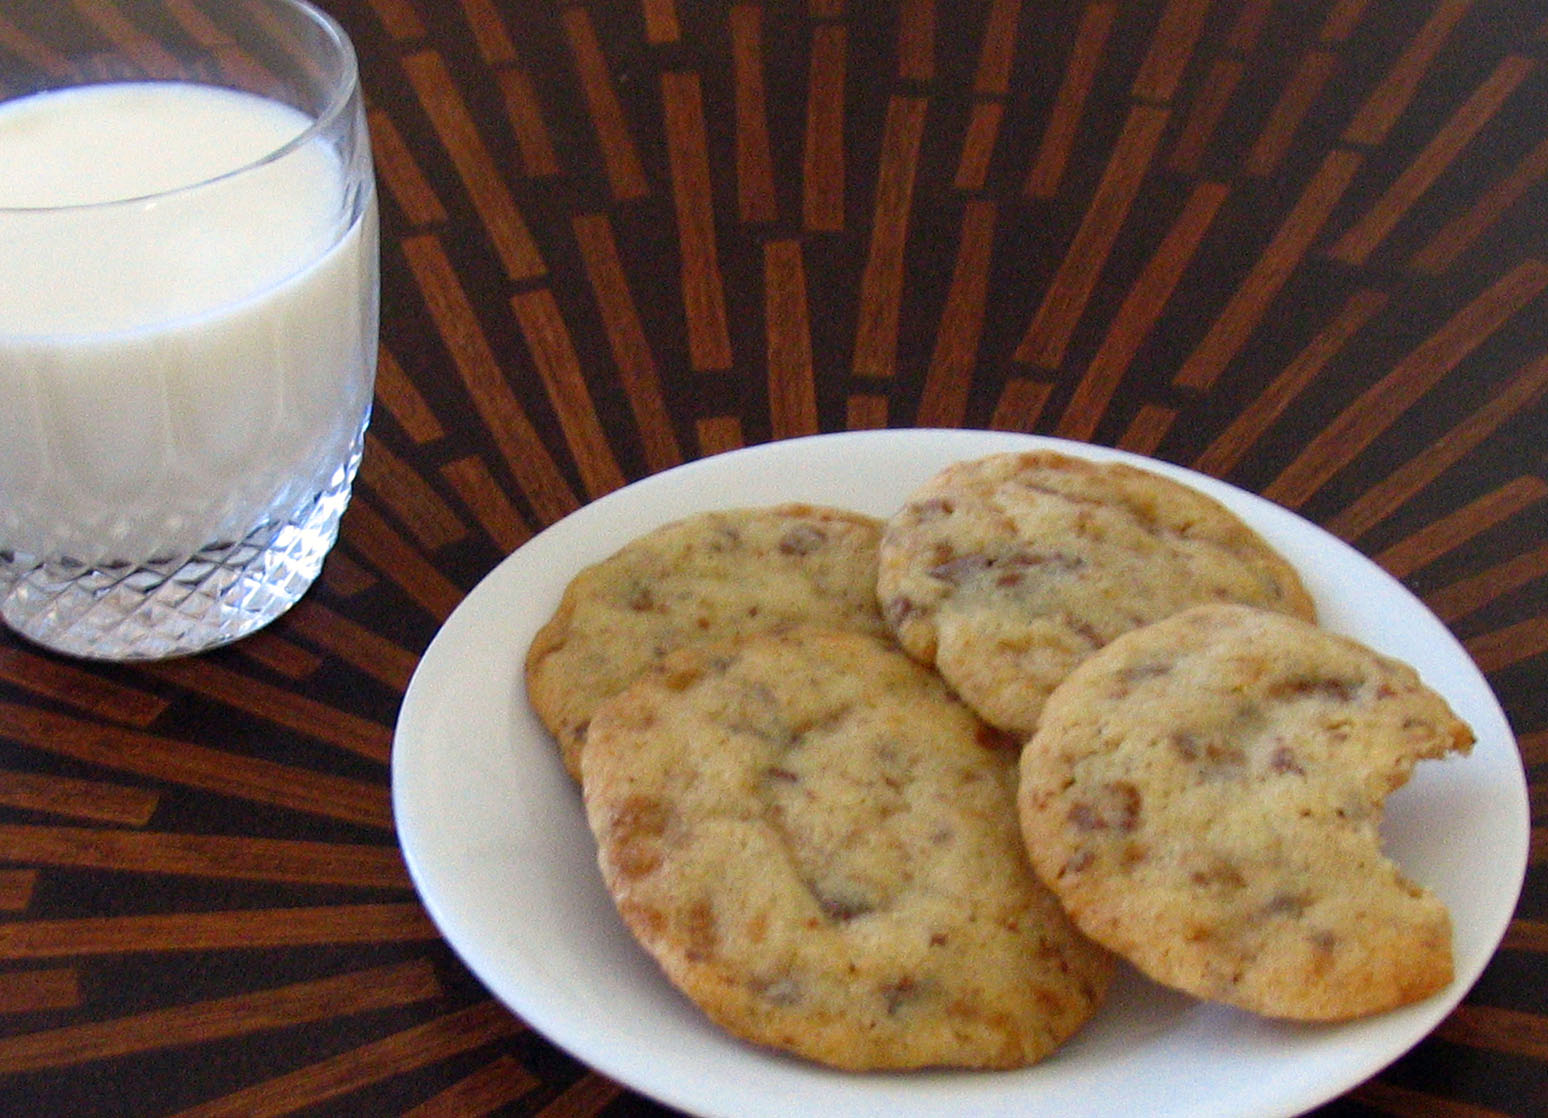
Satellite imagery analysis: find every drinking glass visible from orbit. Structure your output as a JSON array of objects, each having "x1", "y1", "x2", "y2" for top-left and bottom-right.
[{"x1": 0, "y1": 0, "x2": 379, "y2": 660}]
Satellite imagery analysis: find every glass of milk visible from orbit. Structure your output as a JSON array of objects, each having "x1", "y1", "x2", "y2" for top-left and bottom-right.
[{"x1": 0, "y1": 0, "x2": 379, "y2": 660}]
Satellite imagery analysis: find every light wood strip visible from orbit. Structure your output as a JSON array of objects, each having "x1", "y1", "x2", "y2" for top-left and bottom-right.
[
  {"x1": 441, "y1": 456, "x2": 535, "y2": 556},
  {"x1": 374, "y1": 345, "x2": 446, "y2": 445},
  {"x1": 0, "y1": 769, "x2": 158, "y2": 827},
  {"x1": 496, "y1": 68, "x2": 563, "y2": 179},
  {"x1": 534, "y1": 1072, "x2": 624, "y2": 1118},
  {"x1": 973, "y1": 0, "x2": 1023, "y2": 96},
  {"x1": 1024, "y1": 1, "x2": 1116, "y2": 199},
  {"x1": 1426, "y1": 539, "x2": 1548, "y2": 625},
  {"x1": 1332, "y1": 54, "x2": 1536, "y2": 266},
  {"x1": 1432, "y1": 1002, "x2": 1548, "y2": 1062},
  {"x1": 1411, "y1": 131, "x2": 1548, "y2": 274},
  {"x1": 1264, "y1": 259, "x2": 1548, "y2": 510},
  {"x1": 1373, "y1": 476, "x2": 1548, "y2": 580},
  {"x1": 1015, "y1": 104, "x2": 1172, "y2": 369},
  {"x1": 1341, "y1": 0, "x2": 1472, "y2": 147},
  {"x1": 510, "y1": 288, "x2": 628, "y2": 499},
  {"x1": 283, "y1": 601, "x2": 422, "y2": 693},
  {"x1": 1324, "y1": 343, "x2": 1548, "y2": 540},
  {"x1": 917, "y1": 200, "x2": 998, "y2": 427},
  {"x1": 803, "y1": 24, "x2": 848, "y2": 232},
  {"x1": 0, "y1": 701, "x2": 391, "y2": 828},
  {"x1": 764, "y1": 240, "x2": 820, "y2": 439},
  {"x1": 1116, "y1": 404, "x2": 1176, "y2": 455},
  {"x1": 401, "y1": 233, "x2": 579, "y2": 526},
  {"x1": 1192, "y1": 288, "x2": 1389, "y2": 478},
  {"x1": 1167, "y1": 58, "x2": 1242, "y2": 175},
  {"x1": 359, "y1": 434, "x2": 469, "y2": 551},
  {"x1": 696, "y1": 416, "x2": 745, "y2": 456},
  {"x1": 1467, "y1": 616, "x2": 1548, "y2": 676},
  {"x1": 1245, "y1": 48, "x2": 1339, "y2": 178},
  {"x1": 809, "y1": 0, "x2": 845, "y2": 17},
  {"x1": 564, "y1": 8, "x2": 651, "y2": 201},
  {"x1": 1224, "y1": 0, "x2": 1275, "y2": 52},
  {"x1": 1132, "y1": 0, "x2": 1213, "y2": 103},
  {"x1": 1350, "y1": 1079, "x2": 1514, "y2": 1118},
  {"x1": 662, "y1": 70, "x2": 735, "y2": 372},
  {"x1": 0, "y1": 824, "x2": 409, "y2": 889},
  {"x1": 846, "y1": 394, "x2": 891, "y2": 430},
  {"x1": 458, "y1": 0, "x2": 517, "y2": 66},
  {"x1": 403, "y1": 1056, "x2": 540, "y2": 1118},
  {"x1": 319, "y1": 552, "x2": 379, "y2": 599},
  {"x1": 990, "y1": 379, "x2": 1055, "y2": 432},
  {"x1": 366, "y1": 0, "x2": 427, "y2": 41},
  {"x1": 367, "y1": 107, "x2": 449, "y2": 228},
  {"x1": 897, "y1": 0, "x2": 935, "y2": 82},
  {"x1": 0, "y1": 645, "x2": 166, "y2": 727},
  {"x1": 954, "y1": 102, "x2": 1004, "y2": 192},
  {"x1": 235, "y1": 633, "x2": 323, "y2": 683},
  {"x1": 71, "y1": 0, "x2": 181, "y2": 77},
  {"x1": 0, "y1": 9, "x2": 70, "y2": 74},
  {"x1": 0, "y1": 904, "x2": 438, "y2": 960},
  {"x1": 1502, "y1": 919, "x2": 1548, "y2": 953},
  {"x1": 1319, "y1": 0, "x2": 1373, "y2": 42},
  {"x1": 0, "y1": 960, "x2": 438, "y2": 1076},
  {"x1": 571, "y1": 213, "x2": 684, "y2": 474},
  {"x1": 0, "y1": 870, "x2": 37, "y2": 913},
  {"x1": 1520, "y1": 729, "x2": 1547, "y2": 768},
  {"x1": 148, "y1": 653, "x2": 395, "y2": 766},
  {"x1": 642, "y1": 0, "x2": 683, "y2": 44},
  {"x1": 343, "y1": 498, "x2": 469, "y2": 622},
  {"x1": 731, "y1": 5, "x2": 779, "y2": 224},
  {"x1": 1173, "y1": 149, "x2": 1363, "y2": 391},
  {"x1": 0, "y1": 968, "x2": 80, "y2": 1016},
  {"x1": 402, "y1": 49, "x2": 545, "y2": 282},
  {"x1": 1057, "y1": 180, "x2": 1228, "y2": 440},
  {"x1": 852, "y1": 95, "x2": 930, "y2": 379}
]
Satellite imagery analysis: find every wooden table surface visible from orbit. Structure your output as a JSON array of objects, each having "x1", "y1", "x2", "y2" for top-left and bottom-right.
[{"x1": 3, "y1": 0, "x2": 1545, "y2": 1113}]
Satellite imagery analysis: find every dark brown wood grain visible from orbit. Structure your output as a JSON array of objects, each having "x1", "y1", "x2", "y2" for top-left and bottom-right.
[{"x1": 2, "y1": 1, "x2": 1544, "y2": 1114}]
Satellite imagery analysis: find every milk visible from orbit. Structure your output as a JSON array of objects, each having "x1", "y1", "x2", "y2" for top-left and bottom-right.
[{"x1": 0, "y1": 82, "x2": 378, "y2": 566}]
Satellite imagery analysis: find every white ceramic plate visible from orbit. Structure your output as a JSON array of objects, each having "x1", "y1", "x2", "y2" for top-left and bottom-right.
[{"x1": 392, "y1": 430, "x2": 1528, "y2": 1118}]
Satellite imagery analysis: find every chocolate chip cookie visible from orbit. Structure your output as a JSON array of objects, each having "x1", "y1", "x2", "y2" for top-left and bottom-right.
[
  {"x1": 582, "y1": 626, "x2": 1114, "y2": 1069},
  {"x1": 1017, "y1": 603, "x2": 1474, "y2": 1020}
]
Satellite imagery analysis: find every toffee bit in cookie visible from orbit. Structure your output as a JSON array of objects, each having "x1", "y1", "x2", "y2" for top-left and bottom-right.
[
  {"x1": 881, "y1": 975, "x2": 924, "y2": 1014},
  {"x1": 778, "y1": 523, "x2": 828, "y2": 556},
  {"x1": 913, "y1": 497, "x2": 956, "y2": 520},
  {"x1": 929, "y1": 553, "x2": 993, "y2": 584},
  {"x1": 1268, "y1": 745, "x2": 1306, "y2": 776},
  {"x1": 754, "y1": 976, "x2": 803, "y2": 1006},
  {"x1": 1269, "y1": 675, "x2": 1363, "y2": 703},
  {"x1": 1068, "y1": 781, "x2": 1141, "y2": 833}
]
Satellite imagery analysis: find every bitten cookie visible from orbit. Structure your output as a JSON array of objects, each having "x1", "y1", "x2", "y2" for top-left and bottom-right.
[
  {"x1": 877, "y1": 451, "x2": 1316, "y2": 736},
  {"x1": 582, "y1": 626, "x2": 1114, "y2": 1070},
  {"x1": 525, "y1": 504, "x2": 888, "y2": 779},
  {"x1": 1018, "y1": 603, "x2": 1475, "y2": 1021}
]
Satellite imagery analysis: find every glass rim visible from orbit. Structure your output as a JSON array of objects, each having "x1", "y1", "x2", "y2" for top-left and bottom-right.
[{"x1": 0, "y1": 0, "x2": 360, "y2": 216}]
